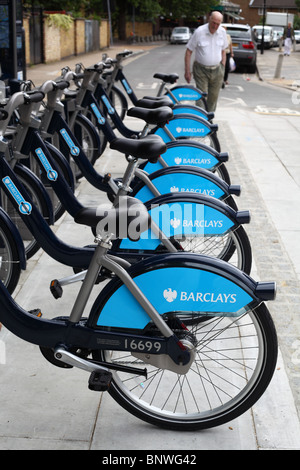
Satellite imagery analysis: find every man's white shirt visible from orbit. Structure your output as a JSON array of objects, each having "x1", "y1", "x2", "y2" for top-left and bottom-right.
[{"x1": 186, "y1": 23, "x2": 228, "y2": 66}]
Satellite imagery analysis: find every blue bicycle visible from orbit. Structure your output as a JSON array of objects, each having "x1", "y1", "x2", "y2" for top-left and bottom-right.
[{"x1": 0, "y1": 192, "x2": 277, "y2": 430}]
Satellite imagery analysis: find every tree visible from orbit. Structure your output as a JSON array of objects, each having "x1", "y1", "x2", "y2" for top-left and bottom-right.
[{"x1": 23, "y1": 0, "x2": 218, "y2": 39}]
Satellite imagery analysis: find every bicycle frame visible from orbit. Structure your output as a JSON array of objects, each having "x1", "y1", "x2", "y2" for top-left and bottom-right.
[
  {"x1": 33, "y1": 81, "x2": 237, "y2": 206},
  {"x1": 62, "y1": 67, "x2": 227, "y2": 174},
  {"x1": 92, "y1": 77, "x2": 218, "y2": 142},
  {"x1": 0, "y1": 221, "x2": 276, "y2": 374},
  {"x1": 104, "y1": 52, "x2": 211, "y2": 119}
]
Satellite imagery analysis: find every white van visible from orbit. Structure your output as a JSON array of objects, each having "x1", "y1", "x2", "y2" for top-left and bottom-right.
[
  {"x1": 252, "y1": 25, "x2": 274, "y2": 48},
  {"x1": 170, "y1": 27, "x2": 191, "y2": 44}
]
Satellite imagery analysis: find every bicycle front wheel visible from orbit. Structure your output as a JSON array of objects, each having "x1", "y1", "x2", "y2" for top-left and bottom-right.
[{"x1": 96, "y1": 302, "x2": 277, "y2": 430}]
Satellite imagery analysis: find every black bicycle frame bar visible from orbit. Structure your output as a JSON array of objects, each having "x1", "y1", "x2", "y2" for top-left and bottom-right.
[
  {"x1": 0, "y1": 155, "x2": 95, "y2": 269},
  {"x1": 47, "y1": 111, "x2": 111, "y2": 192}
]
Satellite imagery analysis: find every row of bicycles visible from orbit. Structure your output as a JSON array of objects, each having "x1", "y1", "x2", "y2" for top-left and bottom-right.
[{"x1": 0, "y1": 50, "x2": 278, "y2": 431}]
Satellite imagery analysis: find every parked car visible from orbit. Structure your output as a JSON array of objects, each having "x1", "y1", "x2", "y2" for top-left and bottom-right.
[
  {"x1": 294, "y1": 30, "x2": 300, "y2": 43},
  {"x1": 222, "y1": 23, "x2": 257, "y2": 73},
  {"x1": 271, "y1": 26, "x2": 284, "y2": 46},
  {"x1": 252, "y1": 25, "x2": 274, "y2": 49},
  {"x1": 170, "y1": 27, "x2": 191, "y2": 44}
]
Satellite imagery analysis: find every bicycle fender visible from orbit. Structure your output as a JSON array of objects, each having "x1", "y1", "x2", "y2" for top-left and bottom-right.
[
  {"x1": 172, "y1": 104, "x2": 209, "y2": 120},
  {"x1": 92, "y1": 252, "x2": 275, "y2": 330},
  {"x1": 131, "y1": 166, "x2": 236, "y2": 202},
  {"x1": 152, "y1": 114, "x2": 217, "y2": 142},
  {"x1": 165, "y1": 84, "x2": 204, "y2": 103},
  {"x1": 118, "y1": 193, "x2": 249, "y2": 251},
  {"x1": 0, "y1": 206, "x2": 26, "y2": 269},
  {"x1": 140, "y1": 140, "x2": 228, "y2": 173}
]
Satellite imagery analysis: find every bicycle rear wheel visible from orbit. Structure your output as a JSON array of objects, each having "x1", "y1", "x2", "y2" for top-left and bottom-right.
[
  {"x1": 0, "y1": 214, "x2": 22, "y2": 293},
  {"x1": 95, "y1": 302, "x2": 277, "y2": 430},
  {"x1": 155, "y1": 225, "x2": 251, "y2": 275}
]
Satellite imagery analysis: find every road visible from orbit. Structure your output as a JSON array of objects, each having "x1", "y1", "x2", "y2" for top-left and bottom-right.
[{"x1": 121, "y1": 43, "x2": 300, "y2": 114}]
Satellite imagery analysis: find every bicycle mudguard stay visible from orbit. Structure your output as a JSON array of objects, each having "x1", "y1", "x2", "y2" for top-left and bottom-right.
[
  {"x1": 115, "y1": 193, "x2": 249, "y2": 252},
  {"x1": 88, "y1": 252, "x2": 275, "y2": 330},
  {"x1": 0, "y1": 205, "x2": 26, "y2": 270}
]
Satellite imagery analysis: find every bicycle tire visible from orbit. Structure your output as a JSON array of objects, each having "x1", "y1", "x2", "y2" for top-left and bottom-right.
[
  {"x1": 0, "y1": 213, "x2": 22, "y2": 293},
  {"x1": 2, "y1": 164, "x2": 52, "y2": 260},
  {"x1": 214, "y1": 162, "x2": 231, "y2": 185},
  {"x1": 95, "y1": 302, "x2": 277, "y2": 430},
  {"x1": 108, "y1": 85, "x2": 128, "y2": 124},
  {"x1": 116, "y1": 196, "x2": 252, "y2": 274},
  {"x1": 178, "y1": 131, "x2": 221, "y2": 153},
  {"x1": 71, "y1": 114, "x2": 103, "y2": 179},
  {"x1": 157, "y1": 225, "x2": 251, "y2": 274}
]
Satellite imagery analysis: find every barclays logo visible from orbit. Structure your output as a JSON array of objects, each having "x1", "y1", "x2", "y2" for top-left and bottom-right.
[{"x1": 163, "y1": 288, "x2": 177, "y2": 303}]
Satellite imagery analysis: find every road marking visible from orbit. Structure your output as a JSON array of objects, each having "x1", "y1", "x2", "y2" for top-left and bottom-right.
[
  {"x1": 137, "y1": 82, "x2": 158, "y2": 90},
  {"x1": 254, "y1": 105, "x2": 300, "y2": 115},
  {"x1": 221, "y1": 97, "x2": 247, "y2": 106}
]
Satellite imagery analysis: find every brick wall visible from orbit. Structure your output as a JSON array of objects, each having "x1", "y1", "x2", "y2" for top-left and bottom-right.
[
  {"x1": 125, "y1": 21, "x2": 153, "y2": 38},
  {"x1": 24, "y1": 15, "x2": 110, "y2": 65}
]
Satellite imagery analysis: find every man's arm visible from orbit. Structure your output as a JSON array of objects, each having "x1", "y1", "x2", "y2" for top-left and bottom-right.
[
  {"x1": 184, "y1": 48, "x2": 193, "y2": 83},
  {"x1": 221, "y1": 49, "x2": 226, "y2": 67}
]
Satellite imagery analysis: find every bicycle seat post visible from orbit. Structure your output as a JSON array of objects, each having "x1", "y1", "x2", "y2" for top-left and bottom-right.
[{"x1": 69, "y1": 232, "x2": 112, "y2": 324}]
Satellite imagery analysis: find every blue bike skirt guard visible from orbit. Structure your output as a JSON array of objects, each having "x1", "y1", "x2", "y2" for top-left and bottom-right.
[
  {"x1": 166, "y1": 86, "x2": 202, "y2": 103},
  {"x1": 172, "y1": 107, "x2": 208, "y2": 120},
  {"x1": 119, "y1": 201, "x2": 234, "y2": 250},
  {"x1": 97, "y1": 266, "x2": 254, "y2": 329},
  {"x1": 154, "y1": 117, "x2": 211, "y2": 142},
  {"x1": 142, "y1": 144, "x2": 220, "y2": 173},
  {"x1": 133, "y1": 172, "x2": 225, "y2": 202}
]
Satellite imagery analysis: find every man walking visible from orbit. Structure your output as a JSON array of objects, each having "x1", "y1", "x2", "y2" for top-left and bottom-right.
[
  {"x1": 184, "y1": 11, "x2": 227, "y2": 112},
  {"x1": 283, "y1": 22, "x2": 294, "y2": 56}
]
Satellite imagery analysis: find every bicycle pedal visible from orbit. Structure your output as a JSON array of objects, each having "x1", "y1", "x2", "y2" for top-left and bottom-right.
[
  {"x1": 88, "y1": 370, "x2": 112, "y2": 392},
  {"x1": 50, "y1": 279, "x2": 63, "y2": 299},
  {"x1": 28, "y1": 308, "x2": 42, "y2": 318}
]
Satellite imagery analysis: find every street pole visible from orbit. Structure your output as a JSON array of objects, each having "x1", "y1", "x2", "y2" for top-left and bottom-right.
[
  {"x1": 261, "y1": 0, "x2": 266, "y2": 54},
  {"x1": 107, "y1": 0, "x2": 113, "y2": 46}
]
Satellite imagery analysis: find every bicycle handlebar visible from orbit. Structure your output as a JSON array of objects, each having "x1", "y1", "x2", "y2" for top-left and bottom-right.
[
  {"x1": 24, "y1": 91, "x2": 45, "y2": 104},
  {"x1": 54, "y1": 80, "x2": 70, "y2": 90},
  {"x1": 116, "y1": 50, "x2": 133, "y2": 59}
]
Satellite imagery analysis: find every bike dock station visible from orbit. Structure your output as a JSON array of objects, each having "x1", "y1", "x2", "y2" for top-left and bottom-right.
[{"x1": 0, "y1": 40, "x2": 300, "y2": 451}]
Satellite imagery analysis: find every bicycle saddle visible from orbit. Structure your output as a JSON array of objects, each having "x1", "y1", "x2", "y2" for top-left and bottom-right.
[
  {"x1": 74, "y1": 196, "x2": 149, "y2": 241},
  {"x1": 135, "y1": 96, "x2": 174, "y2": 109},
  {"x1": 153, "y1": 73, "x2": 179, "y2": 84},
  {"x1": 126, "y1": 106, "x2": 173, "y2": 126}
]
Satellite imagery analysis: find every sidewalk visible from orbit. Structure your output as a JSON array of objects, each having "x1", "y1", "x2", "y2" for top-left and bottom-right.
[{"x1": 1, "y1": 41, "x2": 300, "y2": 450}]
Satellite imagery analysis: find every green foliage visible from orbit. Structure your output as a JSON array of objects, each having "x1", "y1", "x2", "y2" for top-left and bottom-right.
[{"x1": 45, "y1": 13, "x2": 74, "y2": 31}]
